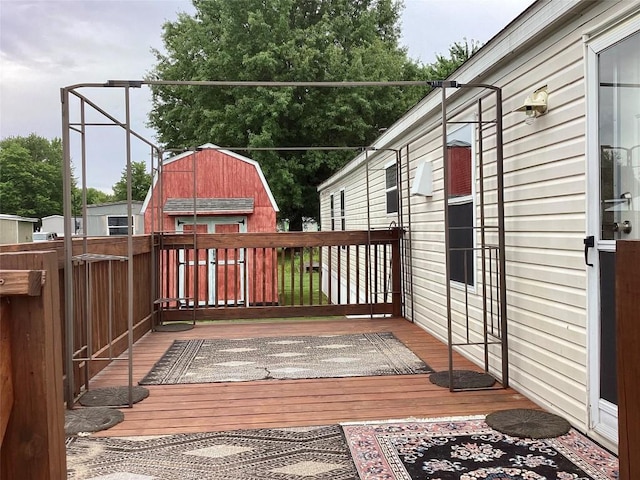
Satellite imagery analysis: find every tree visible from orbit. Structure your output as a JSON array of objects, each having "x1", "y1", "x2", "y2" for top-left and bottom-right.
[
  {"x1": 111, "y1": 161, "x2": 152, "y2": 201},
  {"x1": 85, "y1": 187, "x2": 112, "y2": 205},
  {"x1": 423, "y1": 39, "x2": 481, "y2": 80},
  {"x1": 148, "y1": 0, "x2": 476, "y2": 229},
  {"x1": 0, "y1": 134, "x2": 65, "y2": 219}
]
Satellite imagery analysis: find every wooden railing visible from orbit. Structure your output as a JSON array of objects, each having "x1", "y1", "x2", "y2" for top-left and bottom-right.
[
  {"x1": 0, "y1": 252, "x2": 66, "y2": 479},
  {"x1": 0, "y1": 237, "x2": 154, "y2": 399},
  {"x1": 0, "y1": 229, "x2": 401, "y2": 402},
  {"x1": 155, "y1": 228, "x2": 403, "y2": 321},
  {"x1": 617, "y1": 240, "x2": 640, "y2": 480}
]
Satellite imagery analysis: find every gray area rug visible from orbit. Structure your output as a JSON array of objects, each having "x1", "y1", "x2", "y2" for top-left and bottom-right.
[
  {"x1": 66, "y1": 425, "x2": 358, "y2": 480},
  {"x1": 139, "y1": 332, "x2": 432, "y2": 385}
]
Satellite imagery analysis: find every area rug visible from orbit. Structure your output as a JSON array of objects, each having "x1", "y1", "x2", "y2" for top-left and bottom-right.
[
  {"x1": 342, "y1": 416, "x2": 618, "y2": 480},
  {"x1": 66, "y1": 425, "x2": 358, "y2": 480},
  {"x1": 139, "y1": 332, "x2": 431, "y2": 385}
]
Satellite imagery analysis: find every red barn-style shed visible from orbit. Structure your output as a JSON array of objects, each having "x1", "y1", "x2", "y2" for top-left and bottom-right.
[{"x1": 141, "y1": 144, "x2": 279, "y2": 306}]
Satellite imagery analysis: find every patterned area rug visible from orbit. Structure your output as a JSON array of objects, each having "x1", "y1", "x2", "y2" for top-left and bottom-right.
[
  {"x1": 66, "y1": 426, "x2": 358, "y2": 480},
  {"x1": 342, "y1": 416, "x2": 619, "y2": 480},
  {"x1": 139, "y1": 332, "x2": 431, "y2": 385}
]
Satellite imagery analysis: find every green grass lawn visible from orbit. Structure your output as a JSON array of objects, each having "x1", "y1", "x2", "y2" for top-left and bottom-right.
[{"x1": 279, "y1": 247, "x2": 328, "y2": 306}]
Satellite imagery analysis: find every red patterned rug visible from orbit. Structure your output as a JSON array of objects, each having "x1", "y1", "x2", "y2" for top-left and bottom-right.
[{"x1": 342, "y1": 416, "x2": 618, "y2": 480}]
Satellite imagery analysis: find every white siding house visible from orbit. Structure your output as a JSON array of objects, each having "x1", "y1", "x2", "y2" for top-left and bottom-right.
[
  {"x1": 41, "y1": 214, "x2": 83, "y2": 237},
  {"x1": 318, "y1": 0, "x2": 640, "y2": 453},
  {"x1": 0, "y1": 214, "x2": 38, "y2": 244},
  {"x1": 85, "y1": 201, "x2": 144, "y2": 237}
]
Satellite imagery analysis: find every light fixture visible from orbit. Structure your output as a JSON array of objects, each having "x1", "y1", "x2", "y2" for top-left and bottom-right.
[{"x1": 516, "y1": 86, "x2": 548, "y2": 124}]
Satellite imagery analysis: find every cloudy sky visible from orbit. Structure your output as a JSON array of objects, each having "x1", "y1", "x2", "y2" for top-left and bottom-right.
[{"x1": 0, "y1": 0, "x2": 533, "y2": 193}]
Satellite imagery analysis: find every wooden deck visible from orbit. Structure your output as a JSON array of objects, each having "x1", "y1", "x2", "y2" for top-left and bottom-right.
[{"x1": 88, "y1": 317, "x2": 539, "y2": 437}]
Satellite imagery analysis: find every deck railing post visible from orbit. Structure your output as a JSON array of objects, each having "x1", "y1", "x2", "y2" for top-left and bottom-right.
[{"x1": 391, "y1": 228, "x2": 403, "y2": 317}]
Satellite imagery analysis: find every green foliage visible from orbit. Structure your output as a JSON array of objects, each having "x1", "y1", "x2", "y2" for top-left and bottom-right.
[
  {"x1": 0, "y1": 134, "x2": 65, "y2": 218},
  {"x1": 148, "y1": 0, "x2": 477, "y2": 229},
  {"x1": 111, "y1": 161, "x2": 152, "y2": 201},
  {"x1": 84, "y1": 187, "x2": 113, "y2": 205},
  {"x1": 279, "y1": 247, "x2": 326, "y2": 305},
  {"x1": 423, "y1": 39, "x2": 481, "y2": 80}
]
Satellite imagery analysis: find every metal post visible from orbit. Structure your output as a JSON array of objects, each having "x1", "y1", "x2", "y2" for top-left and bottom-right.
[
  {"x1": 404, "y1": 145, "x2": 415, "y2": 323},
  {"x1": 365, "y1": 149, "x2": 373, "y2": 317},
  {"x1": 495, "y1": 88, "x2": 509, "y2": 388},
  {"x1": 439, "y1": 86, "x2": 455, "y2": 392},
  {"x1": 61, "y1": 87, "x2": 75, "y2": 408},
  {"x1": 478, "y1": 98, "x2": 489, "y2": 372},
  {"x1": 124, "y1": 86, "x2": 134, "y2": 406}
]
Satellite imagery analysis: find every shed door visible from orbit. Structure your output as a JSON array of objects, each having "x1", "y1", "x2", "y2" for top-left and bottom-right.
[
  {"x1": 177, "y1": 221, "x2": 213, "y2": 306},
  {"x1": 213, "y1": 219, "x2": 247, "y2": 305},
  {"x1": 587, "y1": 26, "x2": 640, "y2": 444}
]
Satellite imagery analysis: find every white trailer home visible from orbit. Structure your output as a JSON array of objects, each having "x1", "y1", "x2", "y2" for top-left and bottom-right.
[{"x1": 318, "y1": 0, "x2": 639, "y2": 453}]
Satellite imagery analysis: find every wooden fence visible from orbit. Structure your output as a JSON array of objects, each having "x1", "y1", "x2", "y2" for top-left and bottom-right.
[
  {"x1": 0, "y1": 251, "x2": 66, "y2": 480},
  {"x1": 0, "y1": 237, "x2": 154, "y2": 399}
]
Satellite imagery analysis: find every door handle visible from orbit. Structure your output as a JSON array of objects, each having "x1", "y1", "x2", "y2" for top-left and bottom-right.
[{"x1": 583, "y1": 235, "x2": 594, "y2": 267}]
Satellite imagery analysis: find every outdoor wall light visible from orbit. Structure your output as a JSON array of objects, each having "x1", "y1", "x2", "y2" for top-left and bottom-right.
[{"x1": 516, "y1": 86, "x2": 548, "y2": 124}]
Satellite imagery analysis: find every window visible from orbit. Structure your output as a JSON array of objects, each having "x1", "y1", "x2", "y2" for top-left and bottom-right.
[
  {"x1": 340, "y1": 189, "x2": 345, "y2": 231},
  {"x1": 330, "y1": 194, "x2": 335, "y2": 230},
  {"x1": 385, "y1": 163, "x2": 398, "y2": 214},
  {"x1": 447, "y1": 124, "x2": 474, "y2": 286},
  {"x1": 107, "y1": 215, "x2": 133, "y2": 236},
  {"x1": 330, "y1": 191, "x2": 345, "y2": 231}
]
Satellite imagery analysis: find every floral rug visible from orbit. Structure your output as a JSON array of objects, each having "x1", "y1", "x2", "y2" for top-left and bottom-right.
[{"x1": 342, "y1": 416, "x2": 618, "y2": 480}]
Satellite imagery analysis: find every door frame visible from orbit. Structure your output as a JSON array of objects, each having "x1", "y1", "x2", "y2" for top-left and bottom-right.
[
  {"x1": 175, "y1": 216, "x2": 248, "y2": 306},
  {"x1": 210, "y1": 216, "x2": 248, "y2": 306},
  {"x1": 585, "y1": 12, "x2": 640, "y2": 444},
  {"x1": 176, "y1": 218, "x2": 215, "y2": 306}
]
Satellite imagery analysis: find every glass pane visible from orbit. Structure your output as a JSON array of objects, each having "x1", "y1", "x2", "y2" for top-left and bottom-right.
[
  {"x1": 108, "y1": 216, "x2": 129, "y2": 227},
  {"x1": 599, "y1": 251, "x2": 617, "y2": 405},
  {"x1": 599, "y1": 31, "x2": 640, "y2": 240},
  {"x1": 386, "y1": 189, "x2": 398, "y2": 214},
  {"x1": 385, "y1": 165, "x2": 397, "y2": 189},
  {"x1": 449, "y1": 202, "x2": 474, "y2": 286},
  {"x1": 447, "y1": 124, "x2": 472, "y2": 198}
]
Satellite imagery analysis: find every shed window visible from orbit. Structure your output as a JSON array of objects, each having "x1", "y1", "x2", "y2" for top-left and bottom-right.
[
  {"x1": 107, "y1": 216, "x2": 133, "y2": 236},
  {"x1": 447, "y1": 124, "x2": 474, "y2": 286},
  {"x1": 385, "y1": 164, "x2": 398, "y2": 214}
]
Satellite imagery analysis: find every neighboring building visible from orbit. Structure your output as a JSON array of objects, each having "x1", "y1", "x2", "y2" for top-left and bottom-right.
[
  {"x1": 84, "y1": 201, "x2": 144, "y2": 236},
  {"x1": 318, "y1": 0, "x2": 639, "y2": 452},
  {"x1": 0, "y1": 214, "x2": 38, "y2": 244},
  {"x1": 141, "y1": 144, "x2": 279, "y2": 306},
  {"x1": 41, "y1": 214, "x2": 83, "y2": 237}
]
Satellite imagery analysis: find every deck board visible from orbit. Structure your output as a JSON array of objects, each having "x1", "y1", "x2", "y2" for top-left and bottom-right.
[{"x1": 86, "y1": 317, "x2": 539, "y2": 437}]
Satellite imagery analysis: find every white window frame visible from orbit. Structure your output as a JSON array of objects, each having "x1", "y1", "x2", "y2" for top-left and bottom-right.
[
  {"x1": 329, "y1": 193, "x2": 335, "y2": 231},
  {"x1": 339, "y1": 188, "x2": 346, "y2": 231},
  {"x1": 106, "y1": 215, "x2": 133, "y2": 236},
  {"x1": 446, "y1": 122, "x2": 476, "y2": 290},
  {"x1": 385, "y1": 161, "x2": 398, "y2": 215}
]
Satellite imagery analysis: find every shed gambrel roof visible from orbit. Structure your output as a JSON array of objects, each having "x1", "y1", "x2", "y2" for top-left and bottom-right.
[
  {"x1": 140, "y1": 144, "x2": 279, "y2": 214},
  {"x1": 164, "y1": 198, "x2": 254, "y2": 215}
]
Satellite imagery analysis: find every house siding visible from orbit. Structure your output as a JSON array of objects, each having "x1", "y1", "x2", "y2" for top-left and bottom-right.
[
  {"x1": 318, "y1": 0, "x2": 635, "y2": 451},
  {"x1": 85, "y1": 202, "x2": 144, "y2": 236}
]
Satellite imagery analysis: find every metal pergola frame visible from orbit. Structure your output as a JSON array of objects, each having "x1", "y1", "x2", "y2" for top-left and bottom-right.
[{"x1": 60, "y1": 78, "x2": 508, "y2": 408}]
